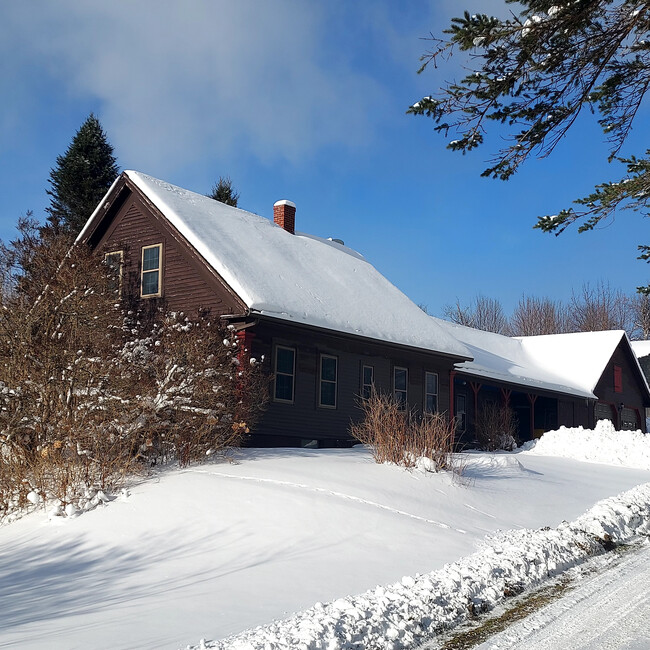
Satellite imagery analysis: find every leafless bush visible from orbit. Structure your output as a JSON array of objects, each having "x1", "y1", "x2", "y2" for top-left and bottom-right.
[
  {"x1": 0, "y1": 227, "x2": 267, "y2": 520},
  {"x1": 474, "y1": 402, "x2": 519, "y2": 451},
  {"x1": 350, "y1": 392, "x2": 458, "y2": 473},
  {"x1": 116, "y1": 311, "x2": 267, "y2": 467}
]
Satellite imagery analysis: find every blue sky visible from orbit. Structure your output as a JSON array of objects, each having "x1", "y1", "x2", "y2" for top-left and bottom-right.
[{"x1": 1, "y1": 1, "x2": 647, "y2": 317}]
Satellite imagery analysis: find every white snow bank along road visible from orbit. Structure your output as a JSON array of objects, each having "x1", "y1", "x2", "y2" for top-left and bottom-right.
[
  {"x1": 520, "y1": 419, "x2": 650, "y2": 470},
  {"x1": 186, "y1": 482, "x2": 650, "y2": 650}
]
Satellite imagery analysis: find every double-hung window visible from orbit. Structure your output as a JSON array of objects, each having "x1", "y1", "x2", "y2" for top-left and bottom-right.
[
  {"x1": 104, "y1": 250, "x2": 123, "y2": 295},
  {"x1": 141, "y1": 244, "x2": 162, "y2": 297},
  {"x1": 361, "y1": 365, "x2": 374, "y2": 400},
  {"x1": 393, "y1": 366, "x2": 408, "y2": 410},
  {"x1": 274, "y1": 346, "x2": 295, "y2": 403},
  {"x1": 319, "y1": 354, "x2": 338, "y2": 408},
  {"x1": 424, "y1": 372, "x2": 438, "y2": 413}
]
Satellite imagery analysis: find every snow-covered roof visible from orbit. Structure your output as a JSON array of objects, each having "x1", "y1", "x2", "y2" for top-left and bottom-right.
[
  {"x1": 93, "y1": 171, "x2": 470, "y2": 358},
  {"x1": 516, "y1": 330, "x2": 632, "y2": 395},
  {"x1": 631, "y1": 340, "x2": 650, "y2": 359},
  {"x1": 434, "y1": 320, "x2": 599, "y2": 398}
]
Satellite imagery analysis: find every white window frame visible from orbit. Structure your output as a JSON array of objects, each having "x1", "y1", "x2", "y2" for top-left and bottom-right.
[
  {"x1": 319, "y1": 354, "x2": 338, "y2": 409},
  {"x1": 424, "y1": 371, "x2": 439, "y2": 413},
  {"x1": 274, "y1": 345, "x2": 295, "y2": 404},
  {"x1": 361, "y1": 364, "x2": 374, "y2": 400},
  {"x1": 141, "y1": 243, "x2": 163, "y2": 298},
  {"x1": 393, "y1": 366, "x2": 408, "y2": 410},
  {"x1": 104, "y1": 250, "x2": 123, "y2": 295}
]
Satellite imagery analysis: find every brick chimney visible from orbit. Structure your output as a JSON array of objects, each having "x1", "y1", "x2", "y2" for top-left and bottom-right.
[{"x1": 273, "y1": 200, "x2": 296, "y2": 234}]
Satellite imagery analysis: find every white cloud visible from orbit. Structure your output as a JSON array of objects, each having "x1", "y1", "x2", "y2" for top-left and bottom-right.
[{"x1": 1, "y1": 1, "x2": 384, "y2": 172}]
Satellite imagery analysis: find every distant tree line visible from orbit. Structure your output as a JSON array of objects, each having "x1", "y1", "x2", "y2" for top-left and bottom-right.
[{"x1": 443, "y1": 282, "x2": 650, "y2": 339}]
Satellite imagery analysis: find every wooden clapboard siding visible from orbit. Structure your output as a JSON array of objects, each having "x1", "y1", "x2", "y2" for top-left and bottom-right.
[
  {"x1": 593, "y1": 338, "x2": 650, "y2": 429},
  {"x1": 248, "y1": 317, "x2": 457, "y2": 445},
  {"x1": 86, "y1": 179, "x2": 246, "y2": 317}
]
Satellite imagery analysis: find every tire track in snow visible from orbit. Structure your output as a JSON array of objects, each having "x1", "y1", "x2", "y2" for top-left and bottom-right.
[
  {"x1": 189, "y1": 469, "x2": 467, "y2": 533},
  {"x1": 464, "y1": 504, "x2": 497, "y2": 519}
]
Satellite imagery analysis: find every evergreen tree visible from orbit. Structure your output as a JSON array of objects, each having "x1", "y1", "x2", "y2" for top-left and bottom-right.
[
  {"x1": 409, "y1": 1, "x2": 650, "y2": 290},
  {"x1": 46, "y1": 114, "x2": 119, "y2": 237},
  {"x1": 208, "y1": 176, "x2": 240, "y2": 207}
]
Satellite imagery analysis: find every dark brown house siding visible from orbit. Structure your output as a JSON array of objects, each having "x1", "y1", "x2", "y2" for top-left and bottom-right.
[
  {"x1": 248, "y1": 317, "x2": 458, "y2": 446},
  {"x1": 451, "y1": 373, "x2": 593, "y2": 446},
  {"x1": 83, "y1": 179, "x2": 245, "y2": 317},
  {"x1": 593, "y1": 339, "x2": 649, "y2": 430}
]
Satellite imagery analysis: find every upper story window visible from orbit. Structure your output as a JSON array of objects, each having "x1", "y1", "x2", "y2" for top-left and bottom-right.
[
  {"x1": 393, "y1": 366, "x2": 408, "y2": 410},
  {"x1": 104, "y1": 250, "x2": 123, "y2": 295},
  {"x1": 274, "y1": 346, "x2": 295, "y2": 403},
  {"x1": 425, "y1": 371, "x2": 438, "y2": 413},
  {"x1": 361, "y1": 364, "x2": 374, "y2": 400},
  {"x1": 141, "y1": 244, "x2": 162, "y2": 297},
  {"x1": 614, "y1": 365, "x2": 623, "y2": 393},
  {"x1": 319, "y1": 354, "x2": 338, "y2": 408}
]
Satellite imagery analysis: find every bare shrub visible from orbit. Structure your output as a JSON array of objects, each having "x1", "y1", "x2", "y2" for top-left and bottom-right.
[
  {"x1": 0, "y1": 226, "x2": 267, "y2": 520},
  {"x1": 116, "y1": 311, "x2": 267, "y2": 467},
  {"x1": 350, "y1": 392, "x2": 457, "y2": 472},
  {"x1": 474, "y1": 402, "x2": 519, "y2": 451}
]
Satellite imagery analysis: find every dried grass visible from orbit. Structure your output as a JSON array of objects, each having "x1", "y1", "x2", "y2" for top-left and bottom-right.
[{"x1": 350, "y1": 392, "x2": 461, "y2": 475}]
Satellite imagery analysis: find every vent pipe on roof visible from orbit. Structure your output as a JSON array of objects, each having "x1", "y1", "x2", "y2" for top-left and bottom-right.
[{"x1": 273, "y1": 200, "x2": 296, "y2": 234}]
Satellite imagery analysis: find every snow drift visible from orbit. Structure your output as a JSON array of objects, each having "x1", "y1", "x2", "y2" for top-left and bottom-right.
[
  {"x1": 188, "y1": 424, "x2": 650, "y2": 650},
  {"x1": 191, "y1": 482, "x2": 650, "y2": 650},
  {"x1": 521, "y1": 419, "x2": 650, "y2": 471}
]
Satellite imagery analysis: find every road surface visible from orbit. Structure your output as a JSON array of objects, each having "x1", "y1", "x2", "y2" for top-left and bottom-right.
[{"x1": 474, "y1": 540, "x2": 650, "y2": 650}]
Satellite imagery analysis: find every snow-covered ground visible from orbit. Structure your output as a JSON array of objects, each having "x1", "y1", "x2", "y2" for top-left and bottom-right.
[{"x1": 1, "y1": 425, "x2": 649, "y2": 650}]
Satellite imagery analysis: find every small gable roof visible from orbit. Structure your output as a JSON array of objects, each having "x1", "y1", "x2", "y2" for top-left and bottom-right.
[
  {"x1": 631, "y1": 340, "x2": 650, "y2": 359},
  {"x1": 80, "y1": 171, "x2": 470, "y2": 359},
  {"x1": 515, "y1": 330, "x2": 634, "y2": 396}
]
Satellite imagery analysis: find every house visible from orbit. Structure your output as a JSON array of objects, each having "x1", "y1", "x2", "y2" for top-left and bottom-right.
[
  {"x1": 78, "y1": 170, "x2": 650, "y2": 446},
  {"x1": 77, "y1": 170, "x2": 472, "y2": 447},
  {"x1": 630, "y1": 340, "x2": 650, "y2": 430},
  {"x1": 437, "y1": 322, "x2": 650, "y2": 443}
]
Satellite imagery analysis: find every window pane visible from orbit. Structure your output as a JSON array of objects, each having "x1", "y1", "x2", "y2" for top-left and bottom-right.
[
  {"x1": 142, "y1": 270, "x2": 159, "y2": 295},
  {"x1": 276, "y1": 348, "x2": 294, "y2": 375},
  {"x1": 395, "y1": 389, "x2": 407, "y2": 410},
  {"x1": 363, "y1": 366, "x2": 373, "y2": 385},
  {"x1": 275, "y1": 374, "x2": 293, "y2": 401},
  {"x1": 320, "y1": 381, "x2": 336, "y2": 407},
  {"x1": 321, "y1": 356, "x2": 337, "y2": 382},
  {"x1": 426, "y1": 372, "x2": 438, "y2": 395},
  {"x1": 426, "y1": 394, "x2": 437, "y2": 413},
  {"x1": 105, "y1": 252, "x2": 122, "y2": 292},
  {"x1": 143, "y1": 246, "x2": 160, "y2": 271},
  {"x1": 394, "y1": 368, "x2": 407, "y2": 391},
  {"x1": 105, "y1": 252, "x2": 122, "y2": 267}
]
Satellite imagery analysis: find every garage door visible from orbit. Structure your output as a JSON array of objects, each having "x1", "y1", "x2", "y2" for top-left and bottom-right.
[
  {"x1": 594, "y1": 402, "x2": 615, "y2": 424},
  {"x1": 621, "y1": 407, "x2": 638, "y2": 430}
]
